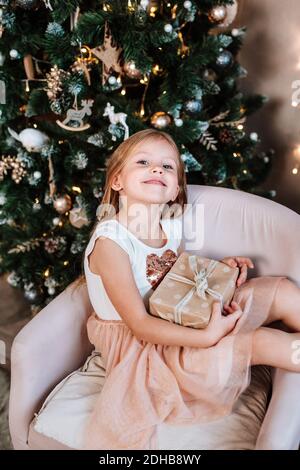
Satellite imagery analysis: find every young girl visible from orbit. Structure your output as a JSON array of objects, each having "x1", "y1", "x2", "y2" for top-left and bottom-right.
[{"x1": 77, "y1": 128, "x2": 300, "y2": 450}]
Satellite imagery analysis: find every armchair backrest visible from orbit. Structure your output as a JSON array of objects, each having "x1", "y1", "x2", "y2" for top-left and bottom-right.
[{"x1": 182, "y1": 185, "x2": 300, "y2": 285}]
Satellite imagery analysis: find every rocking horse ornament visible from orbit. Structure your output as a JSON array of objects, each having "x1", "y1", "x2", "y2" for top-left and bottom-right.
[
  {"x1": 103, "y1": 102, "x2": 129, "y2": 141},
  {"x1": 56, "y1": 93, "x2": 94, "y2": 132}
]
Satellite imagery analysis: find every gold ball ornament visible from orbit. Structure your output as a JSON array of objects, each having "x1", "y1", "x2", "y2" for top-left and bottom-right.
[
  {"x1": 53, "y1": 194, "x2": 72, "y2": 214},
  {"x1": 123, "y1": 60, "x2": 143, "y2": 79},
  {"x1": 208, "y1": 1, "x2": 238, "y2": 28},
  {"x1": 208, "y1": 6, "x2": 227, "y2": 24},
  {"x1": 150, "y1": 111, "x2": 172, "y2": 129},
  {"x1": 69, "y1": 206, "x2": 89, "y2": 229}
]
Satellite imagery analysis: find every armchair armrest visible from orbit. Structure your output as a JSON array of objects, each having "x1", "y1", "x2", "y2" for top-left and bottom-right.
[
  {"x1": 255, "y1": 368, "x2": 300, "y2": 449},
  {"x1": 9, "y1": 281, "x2": 93, "y2": 449}
]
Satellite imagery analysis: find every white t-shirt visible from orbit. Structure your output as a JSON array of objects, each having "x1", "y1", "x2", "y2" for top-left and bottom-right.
[{"x1": 84, "y1": 216, "x2": 183, "y2": 320}]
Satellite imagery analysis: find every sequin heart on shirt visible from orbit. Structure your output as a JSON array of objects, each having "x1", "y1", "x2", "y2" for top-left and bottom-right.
[{"x1": 146, "y1": 249, "x2": 178, "y2": 290}]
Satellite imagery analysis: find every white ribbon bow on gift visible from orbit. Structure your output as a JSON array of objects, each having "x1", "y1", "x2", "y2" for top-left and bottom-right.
[{"x1": 164, "y1": 255, "x2": 224, "y2": 325}]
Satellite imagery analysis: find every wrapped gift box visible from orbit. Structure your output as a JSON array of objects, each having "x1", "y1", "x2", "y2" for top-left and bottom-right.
[{"x1": 149, "y1": 251, "x2": 239, "y2": 329}]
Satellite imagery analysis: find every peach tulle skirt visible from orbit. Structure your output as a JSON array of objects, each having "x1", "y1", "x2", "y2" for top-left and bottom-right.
[{"x1": 83, "y1": 275, "x2": 286, "y2": 450}]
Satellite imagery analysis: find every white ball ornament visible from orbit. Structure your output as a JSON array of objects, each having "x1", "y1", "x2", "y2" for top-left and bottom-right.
[
  {"x1": 174, "y1": 118, "x2": 183, "y2": 127},
  {"x1": 108, "y1": 76, "x2": 117, "y2": 85},
  {"x1": 52, "y1": 217, "x2": 60, "y2": 226},
  {"x1": 231, "y1": 28, "x2": 240, "y2": 37},
  {"x1": 33, "y1": 171, "x2": 41, "y2": 179},
  {"x1": 164, "y1": 24, "x2": 173, "y2": 33},
  {"x1": 184, "y1": 1, "x2": 192, "y2": 9},
  {"x1": 9, "y1": 49, "x2": 20, "y2": 59}
]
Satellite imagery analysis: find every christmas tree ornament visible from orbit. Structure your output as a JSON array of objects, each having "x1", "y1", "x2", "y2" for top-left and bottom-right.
[
  {"x1": 174, "y1": 118, "x2": 183, "y2": 127},
  {"x1": 216, "y1": 50, "x2": 233, "y2": 68},
  {"x1": 164, "y1": 24, "x2": 173, "y2": 33},
  {"x1": 53, "y1": 194, "x2": 72, "y2": 214},
  {"x1": 56, "y1": 94, "x2": 94, "y2": 132},
  {"x1": 71, "y1": 150, "x2": 88, "y2": 170},
  {"x1": 103, "y1": 102, "x2": 129, "y2": 140},
  {"x1": 181, "y1": 149, "x2": 202, "y2": 172},
  {"x1": 14, "y1": 0, "x2": 40, "y2": 9},
  {"x1": 24, "y1": 288, "x2": 40, "y2": 303},
  {"x1": 71, "y1": 45, "x2": 98, "y2": 86},
  {"x1": 8, "y1": 127, "x2": 49, "y2": 152},
  {"x1": 108, "y1": 75, "x2": 117, "y2": 85},
  {"x1": 44, "y1": 276, "x2": 57, "y2": 296},
  {"x1": 152, "y1": 63, "x2": 164, "y2": 76},
  {"x1": 208, "y1": 6, "x2": 227, "y2": 24},
  {"x1": 150, "y1": 111, "x2": 172, "y2": 129},
  {"x1": 102, "y1": 74, "x2": 122, "y2": 92},
  {"x1": 87, "y1": 132, "x2": 105, "y2": 147},
  {"x1": 183, "y1": 0, "x2": 192, "y2": 9},
  {"x1": 217, "y1": 1, "x2": 238, "y2": 28},
  {"x1": 45, "y1": 64, "x2": 70, "y2": 100},
  {"x1": 44, "y1": 236, "x2": 66, "y2": 254},
  {"x1": 69, "y1": 206, "x2": 89, "y2": 228},
  {"x1": 91, "y1": 22, "x2": 122, "y2": 86},
  {"x1": 70, "y1": 6, "x2": 80, "y2": 31},
  {"x1": 9, "y1": 49, "x2": 20, "y2": 59},
  {"x1": 0, "y1": 154, "x2": 27, "y2": 183},
  {"x1": 184, "y1": 99, "x2": 202, "y2": 114},
  {"x1": 52, "y1": 217, "x2": 60, "y2": 226},
  {"x1": 123, "y1": 60, "x2": 142, "y2": 79},
  {"x1": 199, "y1": 131, "x2": 218, "y2": 151}
]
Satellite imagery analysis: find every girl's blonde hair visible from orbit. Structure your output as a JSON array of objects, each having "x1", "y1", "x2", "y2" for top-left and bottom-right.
[{"x1": 71, "y1": 128, "x2": 188, "y2": 293}]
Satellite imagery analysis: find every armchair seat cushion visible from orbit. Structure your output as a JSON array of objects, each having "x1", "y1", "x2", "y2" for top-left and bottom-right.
[{"x1": 31, "y1": 350, "x2": 272, "y2": 450}]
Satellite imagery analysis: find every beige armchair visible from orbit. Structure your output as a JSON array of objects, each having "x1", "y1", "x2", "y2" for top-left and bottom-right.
[{"x1": 9, "y1": 184, "x2": 300, "y2": 449}]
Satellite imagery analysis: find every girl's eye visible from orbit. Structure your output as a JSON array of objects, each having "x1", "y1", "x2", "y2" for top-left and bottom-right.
[{"x1": 137, "y1": 160, "x2": 174, "y2": 170}]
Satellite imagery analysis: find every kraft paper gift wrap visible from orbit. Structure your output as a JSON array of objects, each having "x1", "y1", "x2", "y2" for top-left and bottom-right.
[{"x1": 149, "y1": 251, "x2": 239, "y2": 329}]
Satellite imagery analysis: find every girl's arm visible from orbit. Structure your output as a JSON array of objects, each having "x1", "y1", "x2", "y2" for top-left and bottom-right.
[
  {"x1": 92, "y1": 238, "x2": 241, "y2": 349},
  {"x1": 135, "y1": 311, "x2": 213, "y2": 348}
]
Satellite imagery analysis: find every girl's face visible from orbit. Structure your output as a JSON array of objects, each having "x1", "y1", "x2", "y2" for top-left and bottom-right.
[{"x1": 111, "y1": 138, "x2": 180, "y2": 206}]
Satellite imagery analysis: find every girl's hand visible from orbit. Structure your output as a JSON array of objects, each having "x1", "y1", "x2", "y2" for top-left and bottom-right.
[
  {"x1": 220, "y1": 256, "x2": 254, "y2": 287},
  {"x1": 206, "y1": 300, "x2": 243, "y2": 346}
]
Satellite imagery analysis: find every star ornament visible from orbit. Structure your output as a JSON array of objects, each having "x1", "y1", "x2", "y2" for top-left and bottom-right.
[{"x1": 91, "y1": 27, "x2": 123, "y2": 85}]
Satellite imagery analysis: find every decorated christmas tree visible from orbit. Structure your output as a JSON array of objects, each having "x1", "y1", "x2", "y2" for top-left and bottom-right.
[{"x1": 0, "y1": 0, "x2": 274, "y2": 313}]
